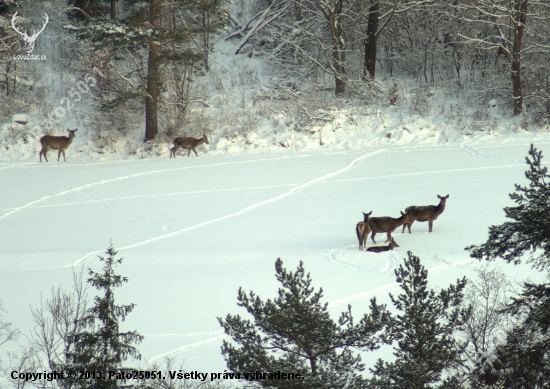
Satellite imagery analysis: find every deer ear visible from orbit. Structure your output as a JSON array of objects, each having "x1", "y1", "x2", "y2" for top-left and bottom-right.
[
  {"x1": 446, "y1": 194, "x2": 449, "y2": 198},
  {"x1": 401, "y1": 211, "x2": 405, "y2": 215}
]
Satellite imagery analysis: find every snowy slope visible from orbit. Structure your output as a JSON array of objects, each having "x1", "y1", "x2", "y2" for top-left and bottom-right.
[{"x1": 1, "y1": 138, "x2": 550, "y2": 375}]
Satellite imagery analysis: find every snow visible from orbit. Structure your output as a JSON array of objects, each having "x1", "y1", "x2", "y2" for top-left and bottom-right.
[
  {"x1": 2, "y1": 21, "x2": 550, "y2": 382},
  {"x1": 1, "y1": 138, "x2": 550, "y2": 376}
]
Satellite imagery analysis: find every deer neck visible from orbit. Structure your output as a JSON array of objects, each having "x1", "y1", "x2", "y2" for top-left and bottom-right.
[
  {"x1": 437, "y1": 200, "x2": 447, "y2": 216},
  {"x1": 396, "y1": 214, "x2": 408, "y2": 225},
  {"x1": 67, "y1": 133, "x2": 75, "y2": 145}
]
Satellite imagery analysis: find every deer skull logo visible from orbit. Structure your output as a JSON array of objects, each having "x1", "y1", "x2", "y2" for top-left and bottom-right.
[{"x1": 11, "y1": 12, "x2": 49, "y2": 54}]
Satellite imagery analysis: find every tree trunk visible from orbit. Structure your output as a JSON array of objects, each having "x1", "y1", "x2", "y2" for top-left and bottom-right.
[
  {"x1": 6, "y1": 62, "x2": 10, "y2": 96},
  {"x1": 111, "y1": 0, "x2": 116, "y2": 19},
  {"x1": 364, "y1": 0, "x2": 379, "y2": 79},
  {"x1": 145, "y1": 44, "x2": 159, "y2": 141},
  {"x1": 333, "y1": 43, "x2": 345, "y2": 95},
  {"x1": 331, "y1": 0, "x2": 345, "y2": 95},
  {"x1": 145, "y1": 0, "x2": 161, "y2": 141},
  {"x1": 203, "y1": 11, "x2": 210, "y2": 71},
  {"x1": 511, "y1": 0, "x2": 527, "y2": 116}
]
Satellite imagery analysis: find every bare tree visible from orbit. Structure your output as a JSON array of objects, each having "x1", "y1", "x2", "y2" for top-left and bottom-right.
[
  {"x1": 29, "y1": 269, "x2": 89, "y2": 388},
  {"x1": 455, "y1": 0, "x2": 550, "y2": 115},
  {"x1": 0, "y1": 300, "x2": 19, "y2": 349},
  {"x1": 461, "y1": 265, "x2": 513, "y2": 370}
]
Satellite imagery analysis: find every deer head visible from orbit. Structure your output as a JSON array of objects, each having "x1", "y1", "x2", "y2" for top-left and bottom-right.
[{"x1": 11, "y1": 12, "x2": 49, "y2": 54}]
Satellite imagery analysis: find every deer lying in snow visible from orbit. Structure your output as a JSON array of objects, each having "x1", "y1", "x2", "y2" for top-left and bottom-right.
[
  {"x1": 368, "y1": 211, "x2": 414, "y2": 244},
  {"x1": 401, "y1": 194, "x2": 449, "y2": 233},
  {"x1": 170, "y1": 134, "x2": 209, "y2": 158},
  {"x1": 39, "y1": 129, "x2": 77, "y2": 162},
  {"x1": 356, "y1": 211, "x2": 372, "y2": 250},
  {"x1": 366, "y1": 238, "x2": 399, "y2": 253}
]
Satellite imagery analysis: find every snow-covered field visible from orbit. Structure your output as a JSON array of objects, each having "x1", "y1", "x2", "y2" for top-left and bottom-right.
[{"x1": 2, "y1": 135, "x2": 550, "y2": 374}]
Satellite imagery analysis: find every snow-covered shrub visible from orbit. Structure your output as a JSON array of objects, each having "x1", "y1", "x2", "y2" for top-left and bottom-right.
[{"x1": 410, "y1": 85, "x2": 432, "y2": 117}]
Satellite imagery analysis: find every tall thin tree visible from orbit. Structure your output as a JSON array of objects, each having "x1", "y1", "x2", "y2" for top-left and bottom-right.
[{"x1": 71, "y1": 245, "x2": 143, "y2": 389}]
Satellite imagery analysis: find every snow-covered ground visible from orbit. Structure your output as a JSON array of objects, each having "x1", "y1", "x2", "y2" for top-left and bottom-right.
[{"x1": 1, "y1": 136, "x2": 550, "y2": 375}]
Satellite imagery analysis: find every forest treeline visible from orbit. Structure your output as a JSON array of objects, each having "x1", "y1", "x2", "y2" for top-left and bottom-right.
[{"x1": 1, "y1": 0, "x2": 549, "y2": 145}]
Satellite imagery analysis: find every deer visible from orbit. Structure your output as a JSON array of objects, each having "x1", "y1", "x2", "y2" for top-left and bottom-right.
[
  {"x1": 366, "y1": 238, "x2": 400, "y2": 253},
  {"x1": 368, "y1": 211, "x2": 414, "y2": 244},
  {"x1": 170, "y1": 134, "x2": 209, "y2": 158},
  {"x1": 11, "y1": 12, "x2": 49, "y2": 54},
  {"x1": 401, "y1": 194, "x2": 449, "y2": 234},
  {"x1": 356, "y1": 211, "x2": 372, "y2": 250},
  {"x1": 39, "y1": 129, "x2": 77, "y2": 162}
]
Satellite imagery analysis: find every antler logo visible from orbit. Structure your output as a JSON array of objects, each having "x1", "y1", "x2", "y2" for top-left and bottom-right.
[{"x1": 11, "y1": 12, "x2": 49, "y2": 54}]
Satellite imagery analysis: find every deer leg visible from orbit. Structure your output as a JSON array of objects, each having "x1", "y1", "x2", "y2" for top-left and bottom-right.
[
  {"x1": 192, "y1": 148, "x2": 199, "y2": 157},
  {"x1": 356, "y1": 226, "x2": 363, "y2": 250},
  {"x1": 362, "y1": 228, "x2": 370, "y2": 251},
  {"x1": 62, "y1": 150, "x2": 66, "y2": 162},
  {"x1": 42, "y1": 149, "x2": 49, "y2": 162},
  {"x1": 385, "y1": 231, "x2": 391, "y2": 243},
  {"x1": 187, "y1": 149, "x2": 191, "y2": 157},
  {"x1": 407, "y1": 221, "x2": 414, "y2": 233},
  {"x1": 429, "y1": 220, "x2": 433, "y2": 232},
  {"x1": 170, "y1": 147, "x2": 174, "y2": 158},
  {"x1": 370, "y1": 231, "x2": 377, "y2": 244}
]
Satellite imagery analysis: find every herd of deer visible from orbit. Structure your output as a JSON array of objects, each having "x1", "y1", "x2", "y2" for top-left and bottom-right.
[
  {"x1": 356, "y1": 194, "x2": 449, "y2": 253},
  {"x1": 37, "y1": 129, "x2": 209, "y2": 162},
  {"x1": 36, "y1": 131, "x2": 446, "y2": 254}
]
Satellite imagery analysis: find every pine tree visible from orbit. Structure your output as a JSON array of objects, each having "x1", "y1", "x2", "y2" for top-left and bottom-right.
[
  {"x1": 219, "y1": 258, "x2": 390, "y2": 389},
  {"x1": 466, "y1": 144, "x2": 550, "y2": 271},
  {"x1": 369, "y1": 251, "x2": 471, "y2": 389},
  {"x1": 464, "y1": 145, "x2": 550, "y2": 387},
  {"x1": 70, "y1": 245, "x2": 143, "y2": 389},
  {"x1": 471, "y1": 320, "x2": 550, "y2": 388}
]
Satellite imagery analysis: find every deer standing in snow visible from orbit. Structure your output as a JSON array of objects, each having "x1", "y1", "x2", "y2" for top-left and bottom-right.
[
  {"x1": 356, "y1": 211, "x2": 372, "y2": 250},
  {"x1": 401, "y1": 194, "x2": 449, "y2": 233},
  {"x1": 170, "y1": 134, "x2": 209, "y2": 158},
  {"x1": 368, "y1": 211, "x2": 414, "y2": 244},
  {"x1": 39, "y1": 129, "x2": 77, "y2": 162}
]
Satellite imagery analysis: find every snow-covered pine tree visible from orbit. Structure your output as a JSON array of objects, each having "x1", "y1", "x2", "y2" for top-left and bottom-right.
[
  {"x1": 369, "y1": 251, "x2": 471, "y2": 389},
  {"x1": 470, "y1": 319, "x2": 549, "y2": 388},
  {"x1": 219, "y1": 258, "x2": 390, "y2": 389},
  {"x1": 70, "y1": 245, "x2": 143, "y2": 389},
  {"x1": 465, "y1": 145, "x2": 550, "y2": 387},
  {"x1": 466, "y1": 144, "x2": 550, "y2": 271}
]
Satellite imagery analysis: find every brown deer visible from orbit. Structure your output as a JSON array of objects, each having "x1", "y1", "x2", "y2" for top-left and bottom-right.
[
  {"x1": 366, "y1": 238, "x2": 400, "y2": 253},
  {"x1": 170, "y1": 134, "x2": 209, "y2": 158},
  {"x1": 39, "y1": 129, "x2": 77, "y2": 162},
  {"x1": 401, "y1": 194, "x2": 449, "y2": 234},
  {"x1": 356, "y1": 211, "x2": 372, "y2": 250},
  {"x1": 368, "y1": 211, "x2": 414, "y2": 244}
]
